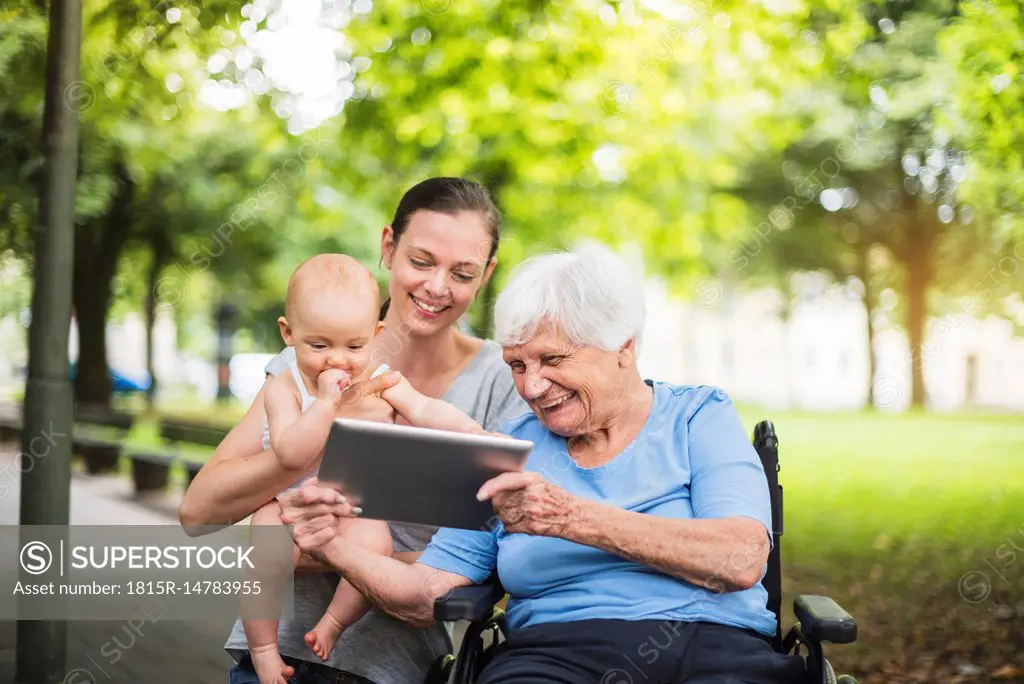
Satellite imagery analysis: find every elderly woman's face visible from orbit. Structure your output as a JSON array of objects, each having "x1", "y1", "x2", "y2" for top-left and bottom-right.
[{"x1": 502, "y1": 325, "x2": 625, "y2": 436}]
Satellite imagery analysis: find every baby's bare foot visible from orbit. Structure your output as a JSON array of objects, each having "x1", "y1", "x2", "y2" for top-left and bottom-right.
[
  {"x1": 304, "y1": 612, "x2": 346, "y2": 661},
  {"x1": 250, "y1": 645, "x2": 294, "y2": 684}
]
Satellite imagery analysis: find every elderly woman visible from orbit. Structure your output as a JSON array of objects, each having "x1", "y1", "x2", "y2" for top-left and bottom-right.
[{"x1": 280, "y1": 245, "x2": 806, "y2": 683}]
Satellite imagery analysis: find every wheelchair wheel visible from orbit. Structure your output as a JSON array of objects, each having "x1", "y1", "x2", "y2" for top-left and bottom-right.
[
  {"x1": 423, "y1": 654, "x2": 454, "y2": 684},
  {"x1": 823, "y1": 659, "x2": 837, "y2": 684}
]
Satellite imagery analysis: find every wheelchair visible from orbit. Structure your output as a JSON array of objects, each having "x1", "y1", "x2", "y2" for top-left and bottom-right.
[{"x1": 425, "y1": 420, "x2": 859, "y2": 684}]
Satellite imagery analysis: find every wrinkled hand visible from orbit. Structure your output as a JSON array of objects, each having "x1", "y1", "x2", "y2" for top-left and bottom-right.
[
  {"x1": 278, "y1": 478, "x2": 360, "y2": 554},
  {"x1": 476, "y1": 472, "x2": 581, "y2": 537},
  {"x1": 316, "y1": 368, "x2": 352, "y2": 405},
  {"x1": 339, "y1": 395, "x2": 397, "y2": 423}
]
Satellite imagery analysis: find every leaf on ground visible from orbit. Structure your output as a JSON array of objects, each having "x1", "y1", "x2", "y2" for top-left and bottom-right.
[
  {"x1": 992, "y1": 664, "x2": 1024, "y2": 679},
  {"x1": 992, "y1": 604, "x2": 1015, "y2": 620}
]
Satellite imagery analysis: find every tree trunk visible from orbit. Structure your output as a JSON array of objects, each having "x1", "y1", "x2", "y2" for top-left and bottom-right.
[
  {"x1": 143, "y1": 293, "x2": 156, "y2": 410},
  {"x1": 72, "y1": 274, "x2": 112, "y2": 406},
  {"x1": 855, "y1": 243, "x2": 877, "y2": 408},
  {"x1": 144, "y1": 230, "x2": 171, "y2": 410},
  {"x1": 474, "y1": 168, "x2": 508, "y2": 339},
  {"x1": 905, "y1": 244, "x2": 929, "y2": 408},
  {"x1": 776, "y1": 276, "x2": 796, "y2": 409},
  {"x1": 902, "y1": 209, "x2": 935, "y2": 409},
  {"x1": 18, "y1": 0, "x2": 82, "y2": 676},
  {"x1": 72, "y1": 162, "x2": 134, "y2": 408},
  {"x1": 473, "y1": 261, "x2": 500, "y2": 339}
]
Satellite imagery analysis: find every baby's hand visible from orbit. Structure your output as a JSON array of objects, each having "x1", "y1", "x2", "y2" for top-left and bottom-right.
[{"x1": 316, "y1": 368, "x2": 352, "y2": 405}]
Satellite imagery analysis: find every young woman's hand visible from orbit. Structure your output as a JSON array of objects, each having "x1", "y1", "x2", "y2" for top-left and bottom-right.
[
  {"x1": 316, "y1": 367, "x2": 400, "y2": 409},
  {"x1": 335, "y1": 369, "x2": 402, "y2": 421},
  {"x1": 338, "y1": 369, "x2": 402, "y2": 406}
]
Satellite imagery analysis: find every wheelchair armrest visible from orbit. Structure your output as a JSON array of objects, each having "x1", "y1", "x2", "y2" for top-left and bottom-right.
[
  {"x1": 794, "y1": 595, "x2": 857, "y2": 645},
  {"x1": 433, "y1": 581, "x2": 505, "y2": 622}
]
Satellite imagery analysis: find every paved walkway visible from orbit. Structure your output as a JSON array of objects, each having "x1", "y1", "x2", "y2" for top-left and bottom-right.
[
  {"x1": 0, "y1": 446, "x2": 238, "y2": 684},
  {"x1": 0, "y1": 443, "x2": 468, "y2": 683}
]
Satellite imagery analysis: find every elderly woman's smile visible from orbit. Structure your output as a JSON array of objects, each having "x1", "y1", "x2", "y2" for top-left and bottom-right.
[
  {"x1": 539, "y1": 391, "x2": 575, "y2": 410},
  {"x1": 534, "y1": 386, "x2": 580, "y2": 429}
]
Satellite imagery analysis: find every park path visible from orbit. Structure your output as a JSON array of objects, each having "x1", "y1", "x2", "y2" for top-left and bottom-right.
[{"x1": 0, "y1": 449, "x2": 239, "y2": 684}]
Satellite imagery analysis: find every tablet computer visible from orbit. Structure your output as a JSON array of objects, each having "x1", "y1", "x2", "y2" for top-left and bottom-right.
[{"x1": 318, "y1": 418, "x2": 534, "y2": 530}]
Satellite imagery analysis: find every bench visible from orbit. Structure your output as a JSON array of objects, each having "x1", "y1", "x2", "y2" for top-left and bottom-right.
[
  {"x1": 129, "y1": 451, "x2": 176, "y2": 493},
  {"x1": 0, "y1": 415, "x2": 22, "y2": 444},
  {"x1": 118, "y1": 446, "x2": 207, "y2": 497},
  {"x1": 2, "y1": 405, "x2": 134, "y2": 476},
  {"x1": 71, "y1": 408, "x2": 211, "y2": 498},
  {"x1": 0, "y1": 402, "x2": 22, "y2": 444},
  {"x1": 158, "y1": 419, "x2": 229, "y2": 449},
  {"x1": 75, "y1": 417, "x2": 221, "y2": 496},
  {"x1": 70, "y1": 405, "x2": 136, "y2": 475},
  {"x1": 3, "y1": 404, "x2": 221, "y2": 496},
  {"x1": 72, "y1": 435, "x2": 122, "y2": 474},
  {"x1": 0, "y1": 405, "x2": 122, "y2": 473},
  {"x1": 75, "y1": 404, "x2": 134, "y2": 431},
  {"x1": 183, "y1": 459, "x2": 205, "y2": 487},
  {"x1": 131, "y1": 418, "x2": 226, "y2": 496}
]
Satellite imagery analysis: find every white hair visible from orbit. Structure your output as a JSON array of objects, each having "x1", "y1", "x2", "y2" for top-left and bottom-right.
[{"x1": 494, "y1": 243, "x2": 646, "y2": 352}]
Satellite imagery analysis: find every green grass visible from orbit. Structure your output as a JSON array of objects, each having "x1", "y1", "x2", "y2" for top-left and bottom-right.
[
  {"x1": 733, "y1": 407, "x2": 1024, "y2": 681},
  {"x1": 737, "y1": 408, "x2": 1024, "y2": 557},
  {"x1": 71, "y1": 417, "x2": 213, "y2": 487}
]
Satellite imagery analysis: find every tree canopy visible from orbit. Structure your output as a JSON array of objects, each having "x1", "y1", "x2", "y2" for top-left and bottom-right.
[{"x1": 0, "y1": 0, "x2": 1021, "y2": 407}]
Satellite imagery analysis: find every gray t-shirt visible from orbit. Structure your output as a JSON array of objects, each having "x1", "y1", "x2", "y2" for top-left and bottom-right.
[{"x1": 224, "y1": 340, "x2": 527, "y2": 683}]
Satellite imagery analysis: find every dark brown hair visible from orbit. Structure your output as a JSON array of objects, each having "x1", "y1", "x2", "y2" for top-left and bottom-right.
[
  {"x1": 379, "y1": 178, "x2": 501, "y2": 321},
  {"x1": 390, "y1": 177, "x2": 502, "y2": 262}
]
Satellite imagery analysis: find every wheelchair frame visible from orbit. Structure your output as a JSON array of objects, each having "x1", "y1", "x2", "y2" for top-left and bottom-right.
[{"x1": 426, "y1": 420, "x2": 859, "y2": 684}]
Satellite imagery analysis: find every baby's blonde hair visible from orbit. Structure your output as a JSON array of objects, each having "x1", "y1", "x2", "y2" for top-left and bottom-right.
[{"x1": 285, "y1": 254, "x2": 379, "y2": 320}]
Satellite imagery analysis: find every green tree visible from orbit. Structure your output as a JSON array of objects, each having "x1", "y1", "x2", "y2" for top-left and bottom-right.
[
  {"x1": 1, "y1": 0, "x2": 329, "y2": 406},
  {"x1": 721, "y1": 0, "x2": 1022, "y2": 407},
  {"x1": 249, "y1": 0, "x2": 870, "y2": 336},
  {"x1": 942, "y1": 0, "x2": 1024, "y2": 220}
]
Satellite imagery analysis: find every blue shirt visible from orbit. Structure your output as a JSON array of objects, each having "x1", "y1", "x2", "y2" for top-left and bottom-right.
[{"x1": 418, "y1": 382, "x2": 778, "y2": 636}]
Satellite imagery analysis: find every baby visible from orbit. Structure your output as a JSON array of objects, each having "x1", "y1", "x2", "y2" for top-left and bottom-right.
[{"x1": 244, "y1": 254, "x2": 483, "y2": 684}]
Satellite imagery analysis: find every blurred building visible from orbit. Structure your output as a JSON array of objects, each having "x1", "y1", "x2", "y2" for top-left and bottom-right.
[
  {"x1": 1, "y1": 274, "x2": 1022, "y2": 411},
  {"x1": 637, "y1": 278, "x2": 1024, "y2": 413}
]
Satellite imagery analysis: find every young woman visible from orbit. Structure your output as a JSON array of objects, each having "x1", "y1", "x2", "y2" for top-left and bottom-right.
[{"x1": 179, "y1": 178, "x2": 527, "y2": 684}]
